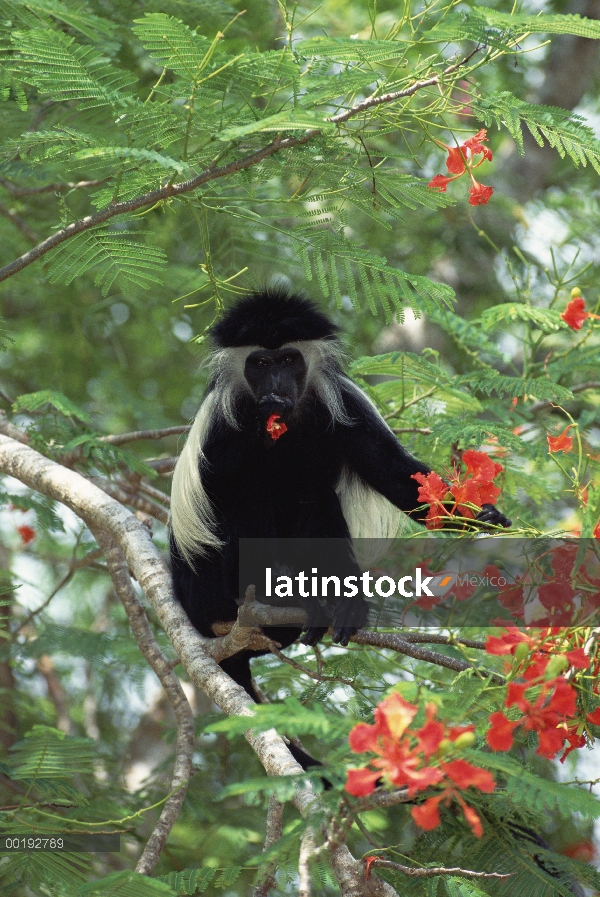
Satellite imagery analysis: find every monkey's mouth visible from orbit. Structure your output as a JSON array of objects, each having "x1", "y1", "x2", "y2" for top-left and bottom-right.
[{"x1": 258, "y1": 394, "x2": 294, "y2": 419}]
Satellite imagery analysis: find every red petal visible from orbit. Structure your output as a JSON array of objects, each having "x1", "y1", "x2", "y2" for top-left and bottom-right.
[
  {"x1": 428, "y1": 174, "x2": 453, "y2": 192},
  {"x1": 468, "y1": 180, "x2": 493, "y2": 205},
  {"x1": 561, "y1": 297, "x2": 589, "y2": 330},
  {"x1": 443, "y1": 759, "x2": 495, "y2": 793},
  {"x1": 411, "y1": 795, "x2": 443, "y2": 831},
  {"x1": 486, "y1": 712, "x2": 519, "y2": 751},
  {"x1": 446, "y1": 146, "x2": 467, "y2": 174},
  {"x1": 547, "y1": 426, "x2": 574, "y2": 453},
  {"x1": 461, "y1": 802, "x2": 484, "y2": 838},
  {"x1": 345, "y1": 767, "x2": 380, "y2": 797},
  {"x1": 265, "y1": 414, "x2": 288, "y2": 441},
  {"x1": 349, "y1": 723, "x2": 380, "y2": 754}
]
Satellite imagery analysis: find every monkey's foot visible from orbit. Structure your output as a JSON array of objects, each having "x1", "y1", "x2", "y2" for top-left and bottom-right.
[
  {"x1": 301, "y1": 626, "x2": 328, "y2": 646},
  {"x1": 332, "y1": 626, "x2": 358, "y2": 647}
]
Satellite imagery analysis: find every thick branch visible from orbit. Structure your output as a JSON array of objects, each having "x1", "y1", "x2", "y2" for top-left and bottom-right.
[
  {"x1": 0, "y1": 51, "x2": 480, "y2": 283},
  {"x1": 91, "y1": 529, "x2": 194, "y2": 876},
  {"x1": 0, "y1": 435, "x2": 306, "y2": 782}
]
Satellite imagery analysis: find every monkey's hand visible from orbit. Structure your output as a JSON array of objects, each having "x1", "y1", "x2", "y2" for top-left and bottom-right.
[{"x1": 475, "y1": 504, "x2": 512, "y2": 529}]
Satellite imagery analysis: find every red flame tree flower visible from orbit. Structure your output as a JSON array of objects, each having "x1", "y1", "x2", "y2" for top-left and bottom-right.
[
  {"x1": 345, "y1": 692, "x2": 495, "y2": 838},
  {"x1": 428, "y1": 129, "x2": 494, "y2": 205}
]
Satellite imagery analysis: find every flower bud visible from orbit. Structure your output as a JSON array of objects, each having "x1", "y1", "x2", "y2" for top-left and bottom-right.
[
  {"x1": 452, "y1": 731, "x2": 476, "y2": 750},
  {"x1": 545, "y1": 654, "x2": 568, "y2": 679},
  {"x1": 570, "y1": 287, "x2": 582, "y2": 298},
  {"x1": 514, "y1": 642, "x2": 530, "y2": 664}
]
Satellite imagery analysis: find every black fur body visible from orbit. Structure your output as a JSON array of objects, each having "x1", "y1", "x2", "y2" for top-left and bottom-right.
[{"x1": 170, "y1": 289, "x2": 511, "y2": 701}]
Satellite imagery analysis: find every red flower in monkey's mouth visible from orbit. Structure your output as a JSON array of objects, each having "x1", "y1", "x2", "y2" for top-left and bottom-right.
[{"x1": 266, "y1": 414, "x2": 288, "y2": 441}]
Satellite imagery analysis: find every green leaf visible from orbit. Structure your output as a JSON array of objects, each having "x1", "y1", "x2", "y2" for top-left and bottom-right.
[
  {"x1": 13, "y1": 28, "x2": 135, "y2": 111},
  {"x1": 457, "y1": 372, "x2": 573, "y2": 401},
  {"x1": 1, "y1": 0, "x2": 116, "y2": 40},
  {"x1": 297, "y1": 37, "x2": 408, "y2": 62},
  {"x1": 45, "y1": 227, "x2": 167, "y2": 295},
  {"x1": 13, "y1": 390, "x2": 92, "y2": 424},
  {"x1": 132, "y1": 13, "x2": 211, "y2": 79},
  {"x1": 81, "y1": 870, "x2": 177, "y2": 896},
  {"x1": 432, "y1": 9, "x2": 600, "y2": 44},
  {"x1": 218, "y1": 110, "x2": 332, "y2": 141},
  {"x1": 472, "y1": 751, "x2": 600, "y2": 819},
  {"x1": 473, "y1": 92, "x2": 600, "y2": 170},
  {"x1": 10, "y1": 726, "x2": 97, "y2": 779},
  {"x1": 479, "y1": 304, "x2": 566, "y2": 332},
  {"x1": 73, "y1": 145, "x2": 187, "y2": 174},
  {"x1": 4, "y1": 493, "x2": 65, "y2": 532},
  {"x1": 158, "y1": 868, "x2": 216, "y2": 895},
  {"x1": 444, "y1": 878, "x2": 488, "y2": 897}
]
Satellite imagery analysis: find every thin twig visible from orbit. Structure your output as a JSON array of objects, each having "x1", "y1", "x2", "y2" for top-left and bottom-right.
[
  {"x1": 350, "y1": 630, "x2": 505, "y2": 684},
  {"x1": 89, "y1": 476, "x2": 168, "y2": 526},
  {"x1": 92, "y1": 530, "x2": 194, "y2": 876},
  {"x1": 266, "y1": 639, "x2": 354, "y2": 686},
  {"x1": 253, "y1": 795, "x2": 284, "y2": 897},
  {"x1": 0, "y1": 204, "x2": 39, "y2": 242},
  {"x1": 99, "y1": 426, "x2": 191, "y2": 446},
  {"x1": 15, "y1": 547, "x2": 103, "y2": 634},
  {"x1": 0, "y1": 50, "x2": 482, "y2": 283},
  {"x1": 0, "y1": 177, "x2": 108, "y2": 196},
  {"x1": 391, "y1": 427, "x2": 433, "y2": 435},
  {"x1": 146, "y1": 457, "x2": 177, "y2": 475},
  {"x1": 366, "y1": 858, "x2": 511, "y2": 880}
]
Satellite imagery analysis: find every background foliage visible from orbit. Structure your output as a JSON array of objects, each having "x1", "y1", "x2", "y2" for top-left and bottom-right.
[{"x1": 1, "y1": 0, "x2": 600, "y2": 894}]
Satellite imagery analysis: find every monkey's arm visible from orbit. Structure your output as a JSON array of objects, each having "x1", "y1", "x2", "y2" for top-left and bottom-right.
[{"x1": 338, "y1": 382, "x2": 511, "y2": 528}]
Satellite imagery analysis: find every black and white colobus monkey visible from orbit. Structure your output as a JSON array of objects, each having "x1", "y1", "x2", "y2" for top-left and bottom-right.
[{"x1": 170, "y1": 288, "x2": 511, "y2": 698}]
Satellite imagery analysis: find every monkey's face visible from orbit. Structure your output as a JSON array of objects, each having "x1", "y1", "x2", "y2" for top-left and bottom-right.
[{"x1": 244, "y1": 347, "x2": 307, "y2": 424}]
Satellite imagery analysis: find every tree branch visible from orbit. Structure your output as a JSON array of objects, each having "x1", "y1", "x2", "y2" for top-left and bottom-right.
[
  {"x1": 366, "y1": 858, "x2": 511, "y2": 880},
  {"x1": 0, "y1": 204, "x2": 39, "y2": 243},
  {"x1": 0, "y1": 177, "x2": 108, "y2": 196},
  {"x1": 253, "y1": 795, "x2": 284, "y2": 897},
  {"x1": 99, "y1": 426, "x2": 191, "y2": 446},
  {"x1": 91, "y1": 529, "x2": 194, "y2": 876},
  {"x1": 0, "y1": 50, "x2": 481, "y2": 284}
]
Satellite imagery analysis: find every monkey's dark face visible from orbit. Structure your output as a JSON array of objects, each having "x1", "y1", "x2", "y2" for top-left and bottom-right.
[{"x1": 244, "y1": 347, "x2": 307, "y2": 423}]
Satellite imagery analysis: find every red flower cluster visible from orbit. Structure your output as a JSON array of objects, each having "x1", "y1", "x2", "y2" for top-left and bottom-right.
[
  {"x1": 345, "y1": 692, "x2": 495, "y2": 837},
  {"x1": 17, "y1": 524, "x2": 36, "y2": 545},
  {"x1": 485, "y1": 628, "x2": 600, "y2": 761},
  {"x1": 428, "y1": 129, "x2": 493, "y2": 205},
  {"x1": 411, "y1": 449, "x2": 503, "y2": 530},
  {"x1": 561, "y1": 289, "x2": 600, "y2": 331},
  {"x1": 265, "y1": 413, "x2": 288, "y2": 441}
]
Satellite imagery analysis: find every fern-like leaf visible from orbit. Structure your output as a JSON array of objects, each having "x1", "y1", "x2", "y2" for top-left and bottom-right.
[
  {"x1": 13, "y1": 28, "x2": 135, "y2": 111},
  {"x1": 46, "y1": 226, "x2": 167, "y2": 295},
  {"x1": 13, "y1": 389, "x2": 92, "y2": 424},
  {"x1": 479, "y1": 303, "x2": 566, "y2": 332},
  {"x1": 158, "y1": 868, "x2": 216, "y2": 895},
  {"x1": 132, "y1": 13, "x2": 211, "y2": 79},
  {"x1": 297, "y1": 37, "x2": 409, "y2": 62}
]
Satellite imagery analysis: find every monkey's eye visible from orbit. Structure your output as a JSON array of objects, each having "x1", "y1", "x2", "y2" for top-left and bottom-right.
[
  {"x1": 282, "y1": 355, "x2": 294, "y2": 365},
  {"x1": 256, "y1": 358, "x2": 268, "y2": 367}
]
